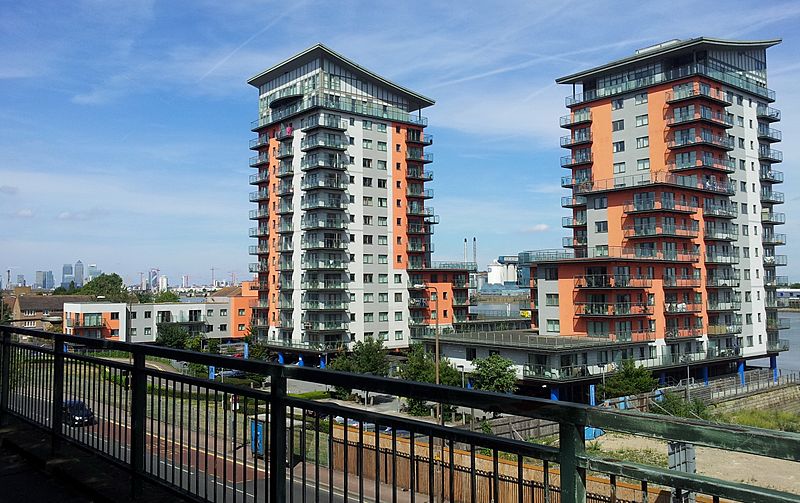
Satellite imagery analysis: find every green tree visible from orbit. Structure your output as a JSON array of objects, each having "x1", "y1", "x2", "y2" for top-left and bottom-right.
[
  {"x1": 154, "y1": 290, "x2": 180, "y2": 303},
  {"x1": 135, "y1": 291, "x2": 154, "y2": 303},
  {"x1": 156, "y1": 323, "x2": 190, "y2": 349},
  {"x1": 185, "y1": 334, "x2": 205, "y2": 353},
  {"x1": 206, "y1": 338, "x2": 221, "y2": 354},
  {"x1": 53, "y1": 281, "x2": 77, "y2": 295},
  {"x1": 653, "y1": 392, "x2": 710, "y2": 420},
  {"x1": 328, "y1": 353, "x2": 355, "y2": 399},
  {"x1": 352, "y1": 337, "x2": 389, "y2": 377},
  {"x1": 598, "y1": 359, "x2": 659, "y2": 399},
  {"x1": 79, "y1": 273, "x2": 130, "y2": 302},
  {"x1": 471, "y1": 354, "x2": 517, "y2": 394},
  {"x1": 398, "y1": 344, "x2": 461, "y2": 416}
]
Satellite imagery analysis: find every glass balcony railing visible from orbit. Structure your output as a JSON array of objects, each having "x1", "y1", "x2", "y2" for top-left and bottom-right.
[
  {"x1": 664, "y1": 328, "x2": 703, "y2": 339},
  {"x1": 301, "y1": 280, "x2": 347, "y2": 290},
  {"x1": 759, "y1": 169, "x2": 783, "y2": 183},
  {"x1": 760, "y1": 190, "x2": 785, "y2": 204},
  {"x1": 249, "y1": 153, "x2": 269, "y2": 167},
  {"x1": 300, "y1": 157, "x2": 348, "y2": 171},
  {"x1": 301, "y1": 115, "x2": 348, "y2": 131},
  {"x1": 623, "y1": 199, "x2": 697, "y2": 214},
  {"x1": 706, "y1": 275, "x2": 740, "y2": 288},
  {"x1": 406, "y1": 168, "x2": 434, "y2": 181},
  {"x1": 662, "y1": 276, "x2": 702, "y2": 288},
  {"x1": 667, "y1": 134, "x2": 734, "y2": 150},
  {"x1": 300, "y1": 199, "x2": 347, "y2": 210},
  {"x1": 560, "y1": 154, "x2": 593, "y2": 168},
  {"x1": 301, "y1": 239, "x2": 347, "y2": 250},
  {"x1": 303, "y1": 321, "x2": 349, "y2": 331},
  {"x1": 406, "y1": 151, "x2": 434, "y2": 163},
  {"x1": 766, "y1": 319, "x2": 791, "y2": 331},
  {"x1": 574, "y1": 302, "x2": 651, "y2": 317},
  {"x1": 301, "y1": 258, "x2": 347, "y2": 270},
  {"x1": 703, "y1": 205, "x2": 738, "y2": 218},
  {"x1": 767, "y1": 339, "x2": 790, "y2": 351},
  {"x1": 562, "y1": 216, "x2": 587, "y2": 227},
  {"x1": 249, "y1": 190, "x2": 269, "y2": 202},
  {"x1": 762, "y1": 233, "x2": 787, "y2": 246},
  {"x1": 276, "y1": 183, "x2": 293, "y2": 196},
  {"x1": 301, "y1": 137, "x2": 347, "y2": 151},
  {"x1": 623, "y1": 224, "x2": 698, "y2": 238},
  {"x1": 248, "y1": 244, "x2": 269, "y2": 255},
  {"x1": 301, "y1": 218, "x2": 347, "y2": 230},
  {"x1": 249, "y1": 136, "x2": 269, "y2": 150},
  {"x1": 704, "y1": 228, "x2": 738, "y2": 241},
  {"x1": 666, "y1": 110, "x2": 732, "y2": 128},
  {"x1": 757, "y1": 125, "x2": 782, "y2": 142},
  {"x1": 249, "y1": 262, "x2": 268, "y2": 273},
  {"x1": 705, "y1": 253, "x2": 739, "y2": 265},
  {"x1": 406, "y1": 133, "x2": 433, "y2": 145},
  {"x1": 559, "y1": 111, "x2": 592, "y2": 127},
  {"x1": 707, "y1": 301, "x2": 742, "y2": 311},
  {"x1": 561, "y1": 196, "x2": 587, "y2": 207},
  {"x1": 758, "y1": 147, "x2": 783, "y2": 163},
  {"x1": 761, "y1": 211, "x2": 785, "y2": 224},
  {"x1": 301, "y1": 178, "x2": 348, "y2": 190},
  {"x1": 666, "y1": 157, "x2": 734, "y2": 173},
  {"x1": 707, "y1": 324, "x2": 742, "y2": 336},
  {"x1": 574, "y1": 274, "x2": 653, "y2": 289},
  {"x1": 248, "y1": 208, "x2": 269, "y2": 220},
  {"x1": 249, "y1": 226, "x2": 269, "y2": 237},
  {"x1": 575, "y1": 172, "x2": 734, "y2": 196},
  {"x1": 560, "y1": 133, "x2": 593, "y2": 147},
  {"x1": 756, "y1": 104, "x2": 781, "y2": 122},
  {"x1": 562, "y1": 236, "x2": 587, "y2": 247},
  {"x1": 301, "y1": 301, "x2": 349, "y2": 311},
  {"x1": 764, "y1": 276, "x2": 789, "y2": 288},
  {"x1": 406, "y1": 188, "x2": 434, "y2": 199},
  {"x1": 763, "y1": 255, "x2": 788, "y2": 266}
]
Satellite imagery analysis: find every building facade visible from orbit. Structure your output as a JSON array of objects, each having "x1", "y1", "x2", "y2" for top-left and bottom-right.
[
  {"x1": 61, "y1": 264, "x2": 74, "y2": 289},
  {"x1": 516, "y1": 38, "x2": 787, "y2": 394},
  {"x1": 73, "y1": 261, "x2": 85, "y2": 288},
  {"x1": 247, "y1": 45, "x2": 474, "y2": 357}
]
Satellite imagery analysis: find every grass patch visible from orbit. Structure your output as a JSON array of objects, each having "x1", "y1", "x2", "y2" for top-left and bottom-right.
[
  {"x1": 586, "y1": 440, "x2": 667, "y2": 467},
  {"x1": 717, "y1": 408, "x2": 800, "y2": 432},
  {"x1": 288, "y1": 390, "x2": 330, "y2": 400}
]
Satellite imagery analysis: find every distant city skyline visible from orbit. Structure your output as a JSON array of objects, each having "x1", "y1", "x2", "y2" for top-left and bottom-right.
[{"x1": 1, "y1": 1, "x2": 798, "y2": 283}]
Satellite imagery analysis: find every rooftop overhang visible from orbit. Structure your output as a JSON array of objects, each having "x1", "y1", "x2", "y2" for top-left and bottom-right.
[
  {"x1": 248, "y1": 43, "x2": 435, "y2": 111},
  {"x1": 556, "y1": 37, "x2": 782, "y2": 85}
]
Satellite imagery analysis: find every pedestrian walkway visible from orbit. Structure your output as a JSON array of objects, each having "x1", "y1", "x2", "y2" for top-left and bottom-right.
[{"x1": 0, "y1": 445, "x2": 92, "y2": 503}]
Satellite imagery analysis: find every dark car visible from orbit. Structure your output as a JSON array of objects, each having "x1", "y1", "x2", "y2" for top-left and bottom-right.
[{"x1": 63, "y1": 400, "x2": 94, "y2": 427}]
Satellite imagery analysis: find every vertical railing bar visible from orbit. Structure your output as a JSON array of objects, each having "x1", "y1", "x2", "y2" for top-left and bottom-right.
[
  {"x1": 180, "y1": 380, "x2": 185, "y2": 491},
  {"x1": 51, "y1": 334, "x2": 65, "y2": 453},
  {"x1": 409, "y1": 429, "x2": 415, "y2": 503},
  {"x1": 610, "y1": 473, "x2": 617, "y2": 503},
  {"x1": 233, "y1": 392, "x2": 238, "y2": 503},
  {"x1": 314, "y1": 413, "x2": 320, "y2": 503},
  {"x1": 301, "y1": 406, "x2": 307, "y2": 503},
  {"x1": 641, "y1": 480, "x2": 648, "y2": 503},
  {"x1": 0, "y1": 328, "x2": 10, "y2": 426},
  {"x1": 214, "y1": 388, "x2": 219, "y2": 503},
  {"x1": 328, "y1": 411, "x2": 334, "y2": 503},
  {"x1": 543, "y1": 460, "x2": 550, "y2": 503},
  {"x1": 289, "y1": 404, "x2": 295, "y2": 503},
  {"x1": 391, "y1": 428, "x2": 397, "y2": 503},
  {"x1": 204, "y1": 387, "x2": 210, "y2": 500},
  {"x1": 343, "y1": 417, "x2": 349, "y2": 503},
  {"x1": 428, "y1": 435, "x2": 434, "y2": 503},
  {"x1": 374, "y1": 420, "x2": 380, "y2": 503},
  {"x1": 268, "y1": 367, "x2": 287, "y2": 503},
  {"x1": 130, "y1": 350, "x2": 146, "y2": 497},
  {"x1": 223, "y1": 390, "x2": 229, "y2": 503},
  {"x1": 450, "y1": 438, "x2": 455, "y2": 503},
  {"x1": 559, "y1": 421, "x2": 587, "y2": 503},
  {"x1": 470, "y1": 443, "x2": 477, "y2": 503},
  {"x1": 196, "y1": 384, "x2": 201, "y2": 496},
  {"x1": 358, "y1": 419, "x2": 364, "y2": 503},
  {"x1": 493, "y1": 448, "x2": 500, "y2": 503}
]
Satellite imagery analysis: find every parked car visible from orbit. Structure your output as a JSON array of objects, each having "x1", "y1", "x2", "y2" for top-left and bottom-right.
[
  {"x1": 217, "y1": 369, "x2": 246, "y2": 379},
  {"x1": 63, "y1": 400, "x2": 94, "y2": 427}
]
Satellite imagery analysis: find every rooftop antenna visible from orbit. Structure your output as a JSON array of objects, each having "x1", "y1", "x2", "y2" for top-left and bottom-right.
[
  {"x1": 463, "y1": 238, "x2": 467, "y2": 263},
  {"x1": 473, "y1": 237, "x2": 477, "y2": 266}
]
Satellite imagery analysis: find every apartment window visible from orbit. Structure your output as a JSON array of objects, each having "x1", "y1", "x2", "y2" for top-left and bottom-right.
[
  {"x1": 144, "y1": 327, "x2": 151, "y2": 336},
  {"x1": 737, "y1": 116, "x2": 744, "y2": 127},
  {"x1": 238, "y1": 309, "x2": 245, "y2": 316},
  {"x1": 219, "y1": 324, "x2": 227, "y2": 332},
  {"x1": 363, "y1": 196, "x2": 373, "y2": 206},
  {"x1": 363, "y1": 158, "x2": 372, "y2": 168},
  {"x1": 741, "y1": 203, "x2": 747, "y2": 215},
  {"x1": 130, "y1": 328, "x2": 137, "y2": 336},
  {"x1": 364, "y1": 293, "x2": 374, "y2": 303},
  {"x1": 379, "y1": 312, "x2": 389, "y2": 322},
  {"x1": 742, "y1": 226, "x2": 748, "y2": 236},
  {"x1": 736, "y1": 95, "x2": 743, "y2": 105},
  {"x1": 364, "y1": 274, "x2": 373, "y2": 283},
  {"x1": 349, "y1": 117, "x2": 355, "y2": 125},
  {"x1": 545, "y1": 294, "x2": 559, "y2": 306},
  {"x1": 378, "y1": 274, "x2": 388, "y2": 284},
  {"x1": 377, "y1": 217, "x2": 387, "y2": 226},
  {"x1": 395, "y1": 312, "x2": 403, "y2": 321},
  {"x1": 546, "y1": 319, "x2": 560, "y2": 332},
  {"x1": 743, "y1": 248, "x2": 749, "y2": 258},
  {"x1": 363, "y1": 254, "x2": 373, "y2": 264},
  {"x1": 394, "y1": 330, "x2": 403, "y2": 340},
  {"x1": 613, "y1": 162, "x2": 626, "y2": 174},
  {"x1": 378, "y1": 235, "x2": 388, "y2": 245},
  {"x1": 738, "y1": 138, "x2": 745, "y2": 149},
  {"x1": 611, "y1": 98, "x2": 624, "y2": 110},
  {"x1": 739, "y1": 159, "x2": 746, "y2": 171},
  {"x1": 377, "y1": 179, "x2": 387, "y2": 188},
  {"x1": 362, "y1": 139, "x2": 372, "y2": 149},
  {"x1": 635, "y1": 114, "x2": 649, "y2": 127},
  {"x1": 363, "y1": 177, "x2": 373, "y2": 187},
  {"x1": 612, "y1": 141, "x2": 625, "y2": 153},
  {"x1": 349, "y1": 195, "x2": 355, "y2": 203},
  {"x1": 378, "y1": 254, "x2": 388, "y2": 264},
  {"x1": 634, "y1": 93, "x2": 648, "y2": 105},
  {"x1": 544, "y1": 267, "x2": 558, "y2": 280},
  {"x1": 465, "y1": 347, "x2": 477, "y2": 361},
  {"x1": 363, "y1": 120, "x2": 373, "y2": 130},
  {"x1": 395, "y1": 144, "x2": 400, "y2": 152},
  {"x1": 363, "y1": 235, "x2": 373, "y2": 244},
  {"x1": 744, "y1": 270, "x2": 750, "y2": 280},
  {"x1": 596, "y1": 221, "x2": 608, "y2": 233},
  {"x1": 130, "y1": 312, "x2": 137, "y2": 319},
  {"x1": 594, "y1": 196, "x2": 608, "y2": 209},
  {"x1": 636, "y1": 136, "x2": 649, "y2": 149},
  {"x1": 637, "y1": 158, "x2": 650, "y2": 171},
  {"x1": 364, "y1": 313, "x2": 374, "y2": 322},
  {"x1": 363, "y1": 215, "x2": 373, "y2": 225},
  {"x1": 612, "y1": 119, "x2": 624, "y2": 131},
  {"x1": 378, "y1": 198, "x2": 387, "y2": 207},
  {"x1": 238, "y1": 324, "x2": 245, "y2": 331},
  {"x1": 377, "y1": 160, "x2": 387, "y2": 170},
  {"x1": 110, "y1": 312, "x2": 119, "y2": 320},
  {"x1": 394, "y1": 292, "x2": 403, "y2": 302},
  {"x1": 378, "y1": 293, "x2": 388, "y2": 303},
  {"x1": 378, "y1": 331, "x2": 389, "y2": 341},
  {"x1": 144, "y1": 311, "x2": 152, "y2": 319},
  {"x1": 220, "y1": 309, "x2": 227, "y2": 316},
  {"x1": 377, "y1": 123, "x2": 387, "y2": 132},
  {"x1": 377, "y1": 141, "x2": 387, "y2": 151}
]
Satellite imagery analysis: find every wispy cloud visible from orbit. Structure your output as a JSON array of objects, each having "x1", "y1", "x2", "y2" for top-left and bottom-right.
[
  {"x1": 523, "y1": 224, "x2": 550, "y2": 233},
  {"x1": 0, "y1": 185, "x2": 18, "y2": 195}
]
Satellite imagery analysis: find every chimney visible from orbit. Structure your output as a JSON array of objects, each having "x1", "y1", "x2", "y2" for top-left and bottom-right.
[
  {"x1": 473, "y1": 237, "x2": 477, "y2": 266},
  {"x1": 463, "y1": 238, "x2": 468, "y2": 263}
]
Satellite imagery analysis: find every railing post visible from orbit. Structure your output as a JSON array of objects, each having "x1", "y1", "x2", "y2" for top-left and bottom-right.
[
  {"x1": 559, "y1": 421, "x2": 586, "y2": 503},
  {"x1": 269, "y1": 366, "x2": 287, "y2": 502},
  {"x1": 0, "y1": 327, "x2": 10, "y2": 425},
  {"x1": 130, "y1": 350, "x2": 146, "y2": 497},
  {"x1": 52, "y1": 333, "x2": 65, "y2": 453}
]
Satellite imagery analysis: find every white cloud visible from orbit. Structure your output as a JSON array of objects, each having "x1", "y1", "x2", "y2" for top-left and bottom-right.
[
  {"x1": 524, "y1": 224, "x2": 550, "y2": 233},
  {"x1": 0, "y1": 185, "x2": 18, "y2": 195},
  {"x1": 14, "y1": 209, "x2": 33, "y2": 218}
]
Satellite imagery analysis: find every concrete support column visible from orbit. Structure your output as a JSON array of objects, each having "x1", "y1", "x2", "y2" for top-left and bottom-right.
[
  {"x1": 770, "y1": 355, "x2": 778, "y2": 383},
  {"x1": 737, "y1": 361, "x2": 745, "y2": 386},
  {"x1": 701, "y1": 367, "x2": 709, "y2": 386}
]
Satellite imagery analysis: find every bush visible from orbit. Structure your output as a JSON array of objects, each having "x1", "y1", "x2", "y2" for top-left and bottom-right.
[{"x1": 654, "y1": 392, "x2": 710, "y2": 420}]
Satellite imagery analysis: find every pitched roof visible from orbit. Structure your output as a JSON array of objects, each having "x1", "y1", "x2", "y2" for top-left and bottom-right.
[
  {"x1": 556, "y1": 37, "x2": 781, "y2": 84},
  {"x1": 210, "y1": 286, "x2": 241, "y2": 298},
  {"x1": 17, "y1": 295, "x2": 93, "y2": 311},
  {"x1": 248, "y1": 43, "x2": 434, "y2": 110}
]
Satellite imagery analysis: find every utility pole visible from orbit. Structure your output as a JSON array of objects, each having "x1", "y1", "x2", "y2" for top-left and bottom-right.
[{"x1": 211, "y1": 266, "x2": 216, "y2": 287}]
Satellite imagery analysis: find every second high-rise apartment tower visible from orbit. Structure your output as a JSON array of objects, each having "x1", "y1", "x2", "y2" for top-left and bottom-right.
[{"x1": 247, "y1": 45, "x2": 474, "y2": 356}]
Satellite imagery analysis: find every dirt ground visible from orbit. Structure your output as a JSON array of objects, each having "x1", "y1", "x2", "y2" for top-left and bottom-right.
[{"x1": 595, "y1": 432, "x2": 800, "y2": 494}]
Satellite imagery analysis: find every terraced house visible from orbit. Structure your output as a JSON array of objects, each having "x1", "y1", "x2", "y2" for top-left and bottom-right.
[
  {"x1": 516, "y1": 37, "x2": 789, "y2": 399},
  {"x1": 247, "y1": 45, "x2": 475, "y2": 363}
]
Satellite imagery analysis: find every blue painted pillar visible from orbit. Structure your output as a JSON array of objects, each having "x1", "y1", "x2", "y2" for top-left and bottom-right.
[
  {"x1": 298, "y1": 355, "x2": 304, "y2": 367},
  {"x1": 208, "y1": 366, "x2": 216, "y2": 380},
  {"x1": 550, "y1": 387, "x2": 560, "y2": 401},
  {"x1": 466, "y1": 378, "x2": 473, "y2": 390},
  {"x1": 277, "y1": 352, "x2": 284, "y2": 364},
  {"x1": 589, "y1": 384, "x2": 597, "y2": 406},
  {"x1": 737, "y1": 361, "x2": 745, "y2": 386},
  {"x1": 243, "y1": 342, "x2": 249, "y2": 359},
  {"x1": 319, "y1": 354, "x2": 326, "y2": 369},
  {"x1": 770, "y1": 355, "x2": 778, "y2": 383},
  {"x1": 659, "y1": 372, "x2": 667, "y2": 386},
  {"x1": 701, "y1": 367, "x2": 709, "y2": 386}
]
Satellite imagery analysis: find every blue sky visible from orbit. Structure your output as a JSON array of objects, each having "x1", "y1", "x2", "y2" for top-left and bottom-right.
[{"x1": 1, "y1": 0, "x2": 799, "y2": 286}]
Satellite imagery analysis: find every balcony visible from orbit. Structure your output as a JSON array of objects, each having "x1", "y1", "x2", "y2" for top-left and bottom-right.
[
  {"x1": 277, "y1": 241, "x2": 294, "y2": 252},
  {"x1": 301, "y1": 280, "x2": 347, "y2": 290},
  {"x1": 560, "y1": 132, "x2": 592, "y2": 148},
  {"x1": 275, "y1": 183, "x2": 293, "y2": 196},
  {"x1": 561, "y1": 195, "x2": 587, "y2": 208},
  {"x1": 248, "y1": 244, "x2": 269, "y2": 255},
  {"x1": 249, "y1": 226, "x2": 269, "y2": 237},
  {"x1": 706, "y1": 275, "x2": 740, "y2": 288},
  {"x1": 248, "y1": 208, "x2": 270, "y2": 220},
  {"x1": 704, "y1": 227, "x2": 738, "y2": 241},
  {"x1": 707, "y1": 324, "x2": 743, "y2": 336},
  {"x1": 575, "y1": 275, "x2": 653, "y2": 289},
  {"x1": 759, "y1": 169, "x2": 784, "y2": 184},
  {"x1": 665, "y1": 110, "x2": 732, "y2": 128},
  {"x1": 705, "y1": 253, "x2": 739, "y2": 265},
  {"x1": 302, "y1": 116, "x2": 348, "y2": 131},
  {"x1": 275, "y1": 146, "x2": 294, "y2": 159},
  {"x1": 406, "y1": 167, "x2": 434, "y2": 181},
  {"x1": 249, "y1": 135, "x2": 270, "y2": 150},
  {"x1": 406, "y1": 151, "x2": 433, "y2": 163},
  {"x1": 249, "y1": 153, "x2": 269, "y2": 167},
  {"x1": 407, "y1": 223, "x2": 433, "y2": 235},
  {"x1": 276, "y1": 162, "x2": 293, "y2": 177},
  {"x1": 768, "y1": 339, "x2": 791, "y2": 352},
  {"x1": 406, "y1": 205, "x2": 435, "y2": 217},
  {"x1": 703, "y1": 204, "x2": 737, "y2": 219},
  {"x1": 301, "y1": 218, "x2": 347, "y2": 230},
  {"x1": 664, "y1": 328, "x2": 703, "y2": 339},
  {"x1": 249, "y1": 190, "x2": 269, "y2": 202},
  {"x1": 665, "y1": 302, "x2": 702, "y2": 313},
  {"x1": 300, "y1": 158, "x2": 348, "y2": 171},
  {"x1": 762, "y1": 233, "x2": 787, "y2": 246},
  {"x1": 560, "y1": 153, "x2": 592, "y2": 168},
  {"x1": 408, "y1": 297, "x2": 428, "y2": 309},
  {"x1": 562, "y1": 236, "x2": 587, "y2": 248},
  {"x1": 574, "y1": 302, "x2": 651, "y2": 317},
  {"x1": 707, "y1": 301, "x2": 742, "y2": 312},
  {"x1": 249, "y1": 172, "x2": 269, "y2": 185},
  {"x1": 764, "y1": 276, "x2": 789, "y2": 288},
  {"x1": 760, "y1": 190, "x2": 784, "y2": 204},
  {"x1": 763, "y1": 255, "x2": 788, "y2": 267},
  {"x1": 757, "y1": 125, "x2": 782, "y2": 143},
  {"x1": 756, "y1": 104, "x2": 781, "y2": 122},
  {"x1": 276, "y1": 203, "x2": 294, "y2": 214},
  {"x1": 667, "y1": 134, "x2": 734, "y2": 151},
  {"x1": 301, "y1": 177, "x2": 348, "y2": 191},
  {"x1": 406, "y1": 188, "x2": 434, "y2": 199},
  {"x1": 562, "y1": 216, "x2": 587, "y2": 228},
  {"x1": 300, "y1": 137, "x2": 347, "y2": 151},
  {"x1": 300, "y1": 199, "x2": 347, "y2": 210},
  {"x1": 662, "y1": 276, "x2": 702, "y2": 288},
  {"x1": 301, "y1": 239, "x2": 347, "y2": 250},
  {"x1": 767, "y1": 318, "x2": 791, "y2": 331},
  {"x1": 559, "y1": 111, "x2": 591, "y2": 128},
  {"x1": 68, "y1": 317, "x2": 106, "y2": 328},
  {"x1": 623, "y1": 200, "x2": 697, "y2": 215},
  {"x1": 249, "y1": 262, "x2": 268, "y2": 273},
  {"x1": 406, "y1": 132, "x2": 433, "y2": 145},
  {"x1": 623, "y1": 224, "x2": 698, "y2": 239},
  {"x1": 278, "y1": 260, "x2": 294, "y2": 271},
  {"x1": 278, "y1": 221, "x2": 294, "y2": 233},
  {"x1": 561, "y1": 175, "x2": 592, "y2": 189},
  {"x1": 573, "y1": 172, "x2": 734, "y2": 196},
  {"x1": 759, "y1": 147, "x2": 783, "y2": 163},
  {"x1": 666, "y1": 157, "x2": 734, "y2": 174},
  {"x1": 303, "y1": 320, "x2": 349, "y2": 332},
  {"x1": 300, "y1": 301, "x2": 348, "y2": 311},
  {"x1": 301, "y1": 258, "x2": 347, "y2": 270},
  {"x1": 761, "y1": 211, "x2": 786, "y2": 224},
  {"x1": 665, "y1": 85, "x2": 731, "y2": 106},
  {"x1": 407, "y1": 242, "x2": 433, "y2": 253}
]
